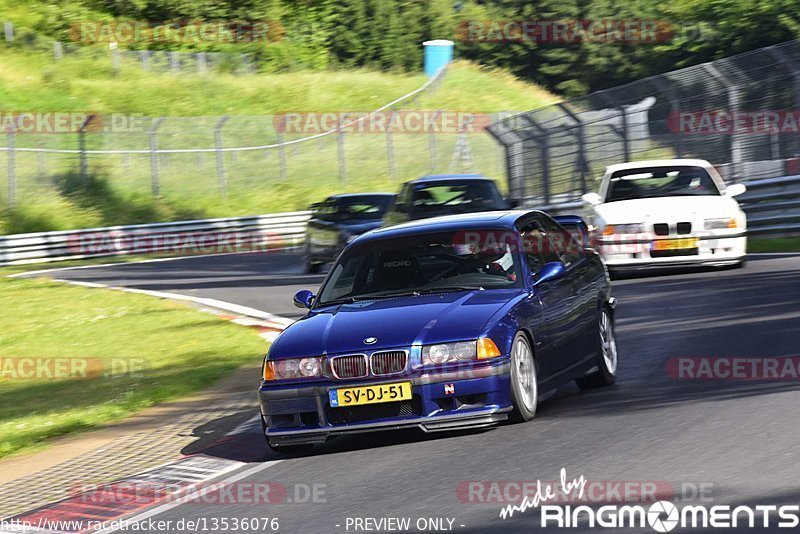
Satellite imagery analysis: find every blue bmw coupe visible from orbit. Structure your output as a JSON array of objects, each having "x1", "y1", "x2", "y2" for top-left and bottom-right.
[{"x1": 259, "y1": 210, "x2": 617, "y2": 452}]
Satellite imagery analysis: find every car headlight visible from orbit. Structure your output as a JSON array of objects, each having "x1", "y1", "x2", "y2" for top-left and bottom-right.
[
  {"x1": 263, "y1": 357, "x2": 323, "y2": 381},
  {"x1": 704, "y1": 218, "x2": 738, "y2": 230},
  {"x1": 602, "y1": 223, "x2": 646, "y2": 236},
  {"x1": 422, "y1": 338, "x2": 502, "y2": 366}
]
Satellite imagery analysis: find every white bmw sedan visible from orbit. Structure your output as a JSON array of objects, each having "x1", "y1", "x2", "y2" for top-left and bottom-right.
[{"x1": 581, "y1": 159, "x2": 747, "y2": 270}]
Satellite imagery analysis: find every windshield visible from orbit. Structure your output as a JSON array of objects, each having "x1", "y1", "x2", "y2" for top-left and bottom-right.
[
  {"x1": 606, "y1": 166, "x2": 720, "y2": 202},
  {"x1": 316, "y1": 230, "x2": 521, "y2": 306},
  {"x1": 409, "y1": 181, "x2": 506, "y2": 216}
]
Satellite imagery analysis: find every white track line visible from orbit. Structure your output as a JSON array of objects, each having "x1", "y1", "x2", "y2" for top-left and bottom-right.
[
  {"x1": 7, "y1": 246, "x2": 301, "y2": 278},
  {"x1": 94, "y1": 460, "x2": 284, "y2": 534},
  {"x1": 51, "y1": 278, "x2": 294, "y2": 326}
]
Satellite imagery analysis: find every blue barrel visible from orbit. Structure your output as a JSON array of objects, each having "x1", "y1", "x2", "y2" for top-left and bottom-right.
[{"x1": 423, "y1": 39, "x2": 454, "y2": 77}]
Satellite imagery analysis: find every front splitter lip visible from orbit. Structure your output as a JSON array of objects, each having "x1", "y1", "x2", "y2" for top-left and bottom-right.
[
  {"x1": 265, "y1": 407, "x2": 511, "y2": 445},
  {"x1": 606, "y1": 257, "x2": 744, "y2": 271}
]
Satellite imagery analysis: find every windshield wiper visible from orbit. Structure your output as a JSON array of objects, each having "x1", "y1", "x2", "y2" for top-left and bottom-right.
[{"x1": 417, "y1": 286, "x2": 485, "y2": 294}]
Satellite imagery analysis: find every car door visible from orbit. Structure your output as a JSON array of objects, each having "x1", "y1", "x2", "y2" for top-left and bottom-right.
[
  {"x1": 539, "y1": 216, "x2": 598, "y2": 363},
  {"x1": 518, "y1": 221, "x2": 579, "y2": 378}
]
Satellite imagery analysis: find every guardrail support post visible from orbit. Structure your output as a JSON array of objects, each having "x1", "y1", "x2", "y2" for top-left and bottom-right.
[
  {"x1": 214, "y1": 116, "x2": 230, "y2": 196},
  {"x1": 148, "y1": 118, "x2": 165, "y2": 197}
]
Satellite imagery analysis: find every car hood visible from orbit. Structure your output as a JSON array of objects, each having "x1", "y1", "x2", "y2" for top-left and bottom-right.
[
  {"x1": 270, "y1": 289, "x2": 522, "y2": 358},
  {"x1": 594, "y1": 195, "x2": 742, "y2": 223}
]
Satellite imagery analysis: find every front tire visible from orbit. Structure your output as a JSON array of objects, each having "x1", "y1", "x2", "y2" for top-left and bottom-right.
[
  {"x1": 576, "y1": 306, "x2": 617, "y2": 389},
  {"x1": 509, "y1": 332, "x2": 538, "y2": 422}
]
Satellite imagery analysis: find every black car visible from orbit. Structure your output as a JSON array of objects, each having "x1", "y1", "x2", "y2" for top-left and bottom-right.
[
  {"x1": 382, "y1": 174, "x2": 515, "y2": 226},
  {"x1": 304, "y1": 193, "x2": 395, "y2": 273}
]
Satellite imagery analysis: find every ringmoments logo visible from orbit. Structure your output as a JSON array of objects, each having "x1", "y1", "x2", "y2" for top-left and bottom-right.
[{"x1": 498, "y1": 468, "x2": 800, "y2": 531}]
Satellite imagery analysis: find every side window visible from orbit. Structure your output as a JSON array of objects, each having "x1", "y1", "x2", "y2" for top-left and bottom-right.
[
  {"x1": 519, "y1": 222, "x2": 558, "y2": 275},
  {"x1": 539, "y1": 217, "x2": 582, "y2": 266}
]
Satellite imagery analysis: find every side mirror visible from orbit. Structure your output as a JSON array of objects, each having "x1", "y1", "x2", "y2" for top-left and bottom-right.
[
  {"x1": 506, "y1": 198, "x2": 520, "y2": 209},
  {"x1": 581, "y1": 192, "x2": 603, "y2": 206},
  {"x1": 725, "y1": 183, "x2": 747, "y2": 197},
  {"x1": 293, "y1": 289, "x2": 315, "y2": 309},
  {"x1": 532, "y1": 261, "x2": 567, "y2": 287}
]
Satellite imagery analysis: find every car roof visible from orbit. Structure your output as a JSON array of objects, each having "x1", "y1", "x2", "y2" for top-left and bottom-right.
[
  {"x1": 329, "y1": 192, "x2": 396, "y2": 199},
  {"x1": 604, "y1": 159, "x2": 713, "y2": 175},
  {"x1": 352, "y1": 210, "x2": 546, "y2": 244},
  {"x1": 405, "y1": 174, "x2": 493, "y2": 184}
]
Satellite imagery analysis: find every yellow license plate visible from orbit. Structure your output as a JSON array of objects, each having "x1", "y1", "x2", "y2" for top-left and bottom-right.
[
  {"x1": 652, "y1": 238, "x2": 698, "y2": 251},
  {"x1": 329, "y1": 382, "x2": 412, "y2": 408}
]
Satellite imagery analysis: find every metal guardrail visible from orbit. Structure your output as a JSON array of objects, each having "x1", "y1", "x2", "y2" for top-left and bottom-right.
[
  {"x1": 738, "y1": 175, "x2": 800, "y2": 236},
  {"x1": 2, "y1": 175, "x2": 798, "y2": 266},
  {"x1": 0, "y1": 211, "x2": 311, "y2": 265}
]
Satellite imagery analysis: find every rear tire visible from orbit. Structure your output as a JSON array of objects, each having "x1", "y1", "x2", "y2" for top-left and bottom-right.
[
  {"x1": 509, "y1": 332, "x2": 538, "y2": 422},
  {"x1": 305, "y1": 259, "x2": 321, "y2": 274},
  {"x1": 576, "y1": 306, "x2": 617, "y2": 389}
]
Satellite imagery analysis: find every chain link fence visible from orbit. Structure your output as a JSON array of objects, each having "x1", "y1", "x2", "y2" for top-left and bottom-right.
[
  {"x1": 0, "y1": 67, "x2": 510, "y2": 210},
  {"x1": 488, "y1": 40, "x2": 800, "y2": 206}
]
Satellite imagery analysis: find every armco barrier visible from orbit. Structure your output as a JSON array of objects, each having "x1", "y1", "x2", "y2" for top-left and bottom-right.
[
  {"x1": 2, "y1": 176, "x2": 799, "y2": 266},
  {"x1": 0, "y1": 211, "x2": 311, "y2": 265}
]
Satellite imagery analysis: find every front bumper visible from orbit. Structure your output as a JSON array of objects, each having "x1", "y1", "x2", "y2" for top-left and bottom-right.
[
  {"x1": 259, "y1": 360, "x2": 512, "y2": 446},
  {"x1": 600, "y1": 233, "x2": 746, "y2": 270}
]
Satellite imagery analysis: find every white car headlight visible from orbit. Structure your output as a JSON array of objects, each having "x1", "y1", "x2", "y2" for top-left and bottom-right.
[
  {"x1": 421, "y1": 339, "x2": 502, "y2": 365},
  {"x1": 704, "y1": 218, "x2": 738, "y2": 230},
  {"x1": 602, "y1": 223, "x2": 646, "y2": 236}
]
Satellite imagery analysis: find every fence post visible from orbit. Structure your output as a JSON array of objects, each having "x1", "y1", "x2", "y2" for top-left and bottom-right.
[
  {"x1": 337, "y1": 127, "x2": 347, "y2": 183},
  {"x1": 78, "y1": 115, "x2": 97, "y2": 186},
  {"x1": 53, "y1": 41, "x2": 63, "y2": 61},
  {"x1": 4, "y1": 21, "x2": 13, "y2": 42},
  {"x1": 214, "y1": 116, "x2": 230, "y2": 195},
  {"x1": 766, "y1": 45, "x2": 800, "y2": 160},
  {"x1": 703, "y1": 63, "x2": 742, "y2": 179},
  {"x1": 386, "y1": 111, "x2": 396, "y2": 181},
  {"x1": 276, "y1": 131, "x2": 288, "y2": 181},
  {"x1": 521, "y1": 115, "x2": 551, "y2": 205},
  {"x1": 556, "y1": 103, "x2": 589, "y2": 194},
  {"x1": 646, "y1": 77, "x2": 684, "y2": 157},
  {"x1": 428, "y1": 110, "x2": 441, "y2": 173},
  {"x1": 148, "y1": 118, "x2": 165, "y2": 197},
  {"x1": 6, "y1": 124, "x2": 16, "y2": 208}
]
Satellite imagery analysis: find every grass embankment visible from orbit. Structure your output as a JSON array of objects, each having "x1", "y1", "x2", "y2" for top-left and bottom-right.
[
  {"x1": 0, "y1": 275, "x2": 268, "y2": 458},
  {"x1": 747, "y1": 237, "x2": 800, "y2": 253},
  {"x1": 0, "y1": 50, "x2": 557, "y2": 234}
]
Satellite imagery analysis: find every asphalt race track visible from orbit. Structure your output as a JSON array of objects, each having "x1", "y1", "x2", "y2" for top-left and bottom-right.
[{"x1": 31, "y1": 252, "x2": 800, "y2": 532}]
